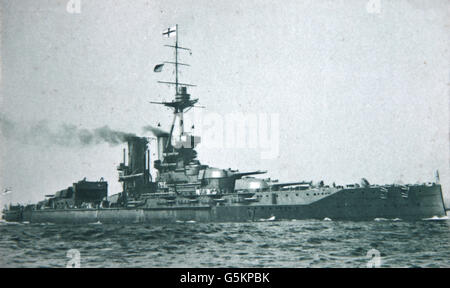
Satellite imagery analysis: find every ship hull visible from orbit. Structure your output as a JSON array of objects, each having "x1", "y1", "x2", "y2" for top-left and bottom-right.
[
  {"x1": 2, "y1": 210, "x2": 23, "y2": 222},
  {"x1": 11, "y1": 184, "x2": 446, "y2": 224}
]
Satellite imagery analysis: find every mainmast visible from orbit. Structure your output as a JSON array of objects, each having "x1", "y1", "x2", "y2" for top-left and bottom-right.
[{"x1": 175, "y1": 24, "x2": 179, "y2": 95}]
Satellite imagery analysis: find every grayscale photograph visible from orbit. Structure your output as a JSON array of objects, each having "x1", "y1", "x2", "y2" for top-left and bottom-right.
[{"x1": 0, "y1": 0, "x2": 449, "y2": 269}]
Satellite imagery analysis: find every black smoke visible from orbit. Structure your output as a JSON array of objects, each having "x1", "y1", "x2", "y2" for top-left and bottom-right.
[
  {"x1": 0, "y1": 114, "x2": 137, "y2": 147},
  {"x1": 142, "y1": 125, "x2": 169, "y2": 137}
]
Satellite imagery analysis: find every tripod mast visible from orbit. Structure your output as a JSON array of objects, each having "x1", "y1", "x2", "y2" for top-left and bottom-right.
[{"x1": 153, "y1": 25, "x2": 198, "y2": 150}]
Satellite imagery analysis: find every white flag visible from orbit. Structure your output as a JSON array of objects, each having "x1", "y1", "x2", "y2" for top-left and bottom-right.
[{"x1": 162, "y1": 26, "x2": 177, "y2": 38}]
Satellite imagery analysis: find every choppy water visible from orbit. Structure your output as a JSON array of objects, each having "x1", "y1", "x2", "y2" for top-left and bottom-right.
[{"x1": 1, "y1": 218, "x2": 449, "y2": 268}]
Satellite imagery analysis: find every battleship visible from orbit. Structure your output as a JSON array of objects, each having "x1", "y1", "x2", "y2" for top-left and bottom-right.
[{"x1": 2, "y1": 25, "x2": 448, "y2": 224}]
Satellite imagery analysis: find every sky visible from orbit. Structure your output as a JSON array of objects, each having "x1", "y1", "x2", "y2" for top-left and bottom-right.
[{"x1": 0, "y1": 0, "x2": 449, "y2": 208}]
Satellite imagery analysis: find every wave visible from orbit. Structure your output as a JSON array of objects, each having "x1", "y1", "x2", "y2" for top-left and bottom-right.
[
  {"x1": 423, "y1": 215, "x2": 449, "y2": 221},
  {"x1": 374, "y1": 218, "x2": 402, "y2": 222},
  {"x1": 258, "y1": 216, "x2": 276, "y2": 222},
  {"x1": 374, "y1": 218, "x2": 389, "y2": 222},
  {"x1": 1, "y1": 220, "x2": 449, "y2": 267},
  {"x1": 175, "y1": 220, "x2": 197, "y2": 224}
]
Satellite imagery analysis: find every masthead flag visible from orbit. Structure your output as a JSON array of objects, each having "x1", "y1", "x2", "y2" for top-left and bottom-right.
[
  {"x1": 154, "y1": 63, "x2": 164, "y2": 72},
  {"x1": 162, "y1": 26, "x2": 177, "y2": 38}
]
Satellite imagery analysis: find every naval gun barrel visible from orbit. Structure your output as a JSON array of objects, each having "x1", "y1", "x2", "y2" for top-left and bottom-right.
[
  {"x1": 232, "y1": 170, "x2": 267, "y2": 179},
  {"x1": 269, "y1": 181, "x2": 312, "y2": 189},
  {"x1": 119, "y1": 173, "x2": 144, "y2": 182}
]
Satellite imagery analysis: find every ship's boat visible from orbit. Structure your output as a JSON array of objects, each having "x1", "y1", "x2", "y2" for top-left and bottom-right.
[{"x1": 2, "y1": 25, "x2": 448, "y2": 224}]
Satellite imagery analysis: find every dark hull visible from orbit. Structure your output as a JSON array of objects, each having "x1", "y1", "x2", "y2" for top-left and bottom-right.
[
  {"x1": 7, "y1": 184, "x2": 446, "y2": 224},
  {"x1": 2, "y1": 210, "x2": 23, "y2": 222}
]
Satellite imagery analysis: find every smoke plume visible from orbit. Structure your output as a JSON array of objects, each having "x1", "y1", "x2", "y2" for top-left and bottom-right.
[
  {"x1": 142, "y1": 125, "x2": 169, "y2": 137},
  {"x1": 0, "y1": 114, "x2": 137, "y2": 147}
]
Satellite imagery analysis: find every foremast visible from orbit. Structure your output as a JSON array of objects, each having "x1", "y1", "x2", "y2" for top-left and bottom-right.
[{"x1": 151, "y1": 25, "x2": 202, "y2": 179}]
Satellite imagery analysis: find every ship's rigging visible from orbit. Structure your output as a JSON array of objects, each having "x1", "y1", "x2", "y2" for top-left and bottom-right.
[{"x1": 150, "y1": 24, "x2": 199, "y2": 151}]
